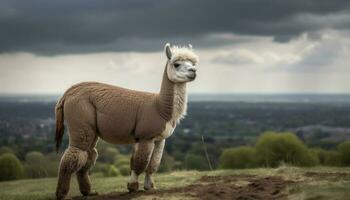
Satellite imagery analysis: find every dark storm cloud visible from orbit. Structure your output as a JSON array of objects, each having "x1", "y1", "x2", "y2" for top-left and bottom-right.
[{"x1": 1, "y1": 0, "x2": 350, "y2": 54}]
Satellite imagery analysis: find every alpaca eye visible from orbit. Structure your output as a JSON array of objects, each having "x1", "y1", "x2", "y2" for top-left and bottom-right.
[{"x1": 174, "y1": 63, "x2": 180, "y2": 68}]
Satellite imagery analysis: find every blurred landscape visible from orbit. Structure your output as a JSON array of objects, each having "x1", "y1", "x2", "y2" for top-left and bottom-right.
[
  {"x1": 1, "y1": 93, "x2": 350, "y2": 199},
  {"x1": 1, "y1": 93, "x2": 350, "y2": 171}
]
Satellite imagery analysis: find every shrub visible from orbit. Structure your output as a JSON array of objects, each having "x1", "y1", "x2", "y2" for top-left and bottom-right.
[
  {"x1": 324, "y1": 150, "x2": 342, "y2": 166},
  {"x1": 25, "y1": 151, "x2": 46, "y2": 165},
  {"x1": 309, "y1": 148, "x2": 344, "y2": 166},
  {"x1": 307, "y1": 149, "x2": 320, "y2": 166},
  {"x1": 44, "y1": 152, "x2": 60, "y2": 177},
  {"x1": 255, "y1": 132, "x2": 318, "y2": 167},
  {"x1": 43, "y1": 161, "x2": 59, "y2": 177},
  {"x1": 185, "y1": 154, "x2": 208, "y2": 170},
  {"x1": 114, "y1": 155, "x2": 130, "y2": 167},
  {"x1": 0, "y1": 153, "x2": 24, "y2": 181},
  {"x1": 25, "y1": 151, "x2": 48, "y2": 178},
  {"x1": 99, "y1": 147, "x2": 120, "y2": 164},
  {"x1": 92, "y1": 162, "x2": 109, "y2": 176},
  {"x1": 219, "y1": 147, "x2": 257, "y2": 169},
  {"x1": 107, "y1": 165, "x2": 120, "y2": 177},
  {"x1": 159, "y1": 152, "x2": 177, "y2": 172},
  {"x1": 0, "y1": 146, "x2": 15, "y2": 156},
  {"x1": 310, "y1": 148, "x2": 328, "y2": 165},
  {"x1": 114, "y1": 154, "x2": 130, "y2": 176},
  {"x1": 118, "y1": 165, "x2": 130, "y2": 176},
  {"x1": 337, "y1": 141, "x2": 350, "y2": 166}
]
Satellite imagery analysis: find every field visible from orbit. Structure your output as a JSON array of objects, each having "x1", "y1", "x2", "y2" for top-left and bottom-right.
[{"x1": 1, "y1": 167, "x2": 350, "y2": 200}]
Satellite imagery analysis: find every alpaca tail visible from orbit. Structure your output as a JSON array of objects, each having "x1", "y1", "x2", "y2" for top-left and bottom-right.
[{"x1": 55, "y1": 95, "x2": 65, "y2": 153}]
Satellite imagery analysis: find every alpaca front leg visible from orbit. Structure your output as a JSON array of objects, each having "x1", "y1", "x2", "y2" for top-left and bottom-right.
[
  {"x1": 144, "y1": 139, "x2": 165, "y2": 190},
  {"x1": 128, "y1": 139, "x2": 155, "y2": 192}
]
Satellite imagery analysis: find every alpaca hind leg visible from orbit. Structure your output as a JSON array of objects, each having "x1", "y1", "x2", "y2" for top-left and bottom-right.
[
  {"x1": 128, "y1": 139, "x2": 155, "y2": 192},
  {"x1": 144, "y1": 139, "x2": 165, "y2": 190},
  {"x1": 56, "y1": 100, "x2": 97, "y2": 199},
  {"x1": 76, "y1": 137, "x2": 99, "y2": 196},
  {"x1": 56, "y1": 146, "x2": 88, "y2": 200}
]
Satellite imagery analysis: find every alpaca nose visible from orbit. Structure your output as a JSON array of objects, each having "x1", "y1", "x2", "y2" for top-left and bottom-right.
[
  {"x1": 187, "y1": 68, "x2": 197, "y2": 80},
  {"x1": 188, "y1": 68, "x2": 197, "y2": 73}
]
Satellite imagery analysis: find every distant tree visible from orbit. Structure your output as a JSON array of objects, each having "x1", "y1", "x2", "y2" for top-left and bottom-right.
[
  {"x1": 0, "y1": 146, "x2": 15, "y2": 156},
  {"x1": 92, "y1": 162, "x2": 109, "y2": 176},
  {"x1": 114, "y1": 155, "x2": 130, "y2": 167},
  {"x1": 337, "y1": 141, "x2": 350, "y2": 166},
  {"x1": 114, "y1": 154, "x2": 130, "y2": 176},
  {"x1": 118, "y1": 165, "x2": 130, "y2": 176},
  {"x1": 26, "y1": 151, "x2": 45, "y2": 165},
  {"x1": 99, "y1": 147, "x2": 120, "y2": 164},
  {"x1": 185, "y1": 154, "x2": 208, "y2": 171},
  {"x1": 44, "y1": 152, "x2": 60, "y2": 177},
  {"x1": 0, "y1": 153, "x2": 24, "y2": 181},
  {"x1": 307, "y1": 149, "x2": 320, "y2": 165},
  {"x1": 324, "y1": 150, "x2": 342, "y2": 166},
  {"x1": 188, "y1": 142, "x2": 204, "y2": 155},
  {"x1": 107, "y1": 165, "x2": 120, "y2": 177},
  {"x1": 309, "y1": 148, "x2": 344, "y2": 166},
  {"x1": 255, "y1": 132, "x2": 318, "y2": 167},
  {"x1": 172, "y1": 149, "x2": 185, "y2": 162},
  {"x1": 159, "y1": 151, "x2": 178, "y2": 172},
  {"x1": 25, "y1": 151, "x2": 48, "y2": 178},
  {"x1": 310, "y1": 148, "x2": 327, "y2": 165},
  {"x1": 220, "y1": 147, "x2": 257, "y2": 169}
]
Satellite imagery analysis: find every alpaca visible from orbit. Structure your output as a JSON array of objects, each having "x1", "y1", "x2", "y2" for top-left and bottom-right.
[{"x1": 54, "y1": 43, "x2": 198, "y2": 200}]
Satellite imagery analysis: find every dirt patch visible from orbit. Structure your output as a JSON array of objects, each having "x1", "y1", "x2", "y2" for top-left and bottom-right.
[{"x1": 73, "y1": 174, "x2": 292, "y2": 200}]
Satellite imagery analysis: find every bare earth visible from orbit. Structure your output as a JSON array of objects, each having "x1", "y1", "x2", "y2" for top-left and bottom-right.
[
  {"x1": 1, "y1": 168, "x2": 350, "y2": 200},
  {"x1": 72, "y1": 174, "x2": 294, "y2": 200}
]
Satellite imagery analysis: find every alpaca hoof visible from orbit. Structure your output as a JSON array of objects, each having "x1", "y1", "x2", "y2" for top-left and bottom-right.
[
  {"x1": 144, "y1": 182, "x2": 155, "y2": 191},
  {"x1": 127, "y1": 182, "x2": 139, "y2": 192},
  {"x1": 56, "y1": 197, "x2": 71, "y2": 200},
  {"x1": 56, "y1": 194, "x2": 67, "y2": 200},
  {"x1": 89, "y1": 192, "x2": 99, "y2": 196},
  {"x1": 83, "y1": 192, "x2": 98, "y2": 196}
]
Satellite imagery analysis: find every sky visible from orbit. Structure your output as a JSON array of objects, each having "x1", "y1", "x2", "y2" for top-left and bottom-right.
[{"x1": 0, "y1": 0, "x2": 350, "y2": 94}]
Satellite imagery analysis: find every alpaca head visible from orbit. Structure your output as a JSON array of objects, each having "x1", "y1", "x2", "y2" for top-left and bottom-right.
[{"x1": 164, "y1": 43, "x2": 199, "y2": 83}]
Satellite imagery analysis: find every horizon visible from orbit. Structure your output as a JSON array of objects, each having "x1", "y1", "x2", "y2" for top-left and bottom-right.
[
  {"x1": 2, "y1": 92, "x2": 350, "y2": 95},
  {"x1": 1, "y1": 93, "x2": 350, "y2": 103}
]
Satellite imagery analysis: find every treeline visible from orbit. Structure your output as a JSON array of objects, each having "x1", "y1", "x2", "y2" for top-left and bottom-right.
[
  {"x1": 0, "y1": 141, "x2": 133, "y2": 181},
  {"x1": 0, "y1": 141, "x2": 209, "y2": 181},
  {"x1": 220, "y1": 132, "x2": 350, "y2": 169},
  {"x1": 0, "y1": 149, "x2": 61, "y2": 181},
  {"x1": 0, "y1": 138, "x2": 197, "y2": 181},
  {"x1": 1, "y1": 131, "x2": 350, "y2": 182}
]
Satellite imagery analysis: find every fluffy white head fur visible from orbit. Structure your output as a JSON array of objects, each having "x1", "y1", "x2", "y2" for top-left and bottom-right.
[{"x1": 165, "y1": 43, "x2": 199, "y2": 83}]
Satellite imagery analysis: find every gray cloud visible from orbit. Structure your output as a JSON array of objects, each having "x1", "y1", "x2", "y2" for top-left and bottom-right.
[
  {"x1": 1, "y1": 0, "x2": 350, "y2": 55},
  {"x1": 290, "y1": 37, "x2": 347, "y2": 70},
  {"x1": 211, "y1": 52, "x2": 260, "y2": 66}
]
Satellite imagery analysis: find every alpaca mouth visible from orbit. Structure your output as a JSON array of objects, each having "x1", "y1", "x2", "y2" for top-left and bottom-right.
[{"x1": 187, "y1": 73, "x2": 197, "y2": 81}]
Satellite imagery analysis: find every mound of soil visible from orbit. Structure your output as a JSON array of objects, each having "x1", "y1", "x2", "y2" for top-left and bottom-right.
[{"x1": 73, "y1": 174, "x2": 292, "y2": 200}]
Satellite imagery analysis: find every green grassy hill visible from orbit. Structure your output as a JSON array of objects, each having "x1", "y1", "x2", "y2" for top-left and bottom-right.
[{"x1": 1, "y1": 167, "x2": 350, "y2": 200}]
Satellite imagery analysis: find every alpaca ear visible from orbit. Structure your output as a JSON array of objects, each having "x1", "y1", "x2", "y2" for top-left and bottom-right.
[
  {"x1": 165, "y1": 43, "x2": 172, "y2": 60},
  {"x1": 188, "y1": 44, "x2": 193, "y2": 49}
]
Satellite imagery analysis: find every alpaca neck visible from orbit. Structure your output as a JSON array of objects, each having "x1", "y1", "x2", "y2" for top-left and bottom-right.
[
  {"x1": 157, "y1": 63, "x2": 188, "y2": 124},
  {"x1": 172, "y1": 83, "x2": 187, "y2": 124}
]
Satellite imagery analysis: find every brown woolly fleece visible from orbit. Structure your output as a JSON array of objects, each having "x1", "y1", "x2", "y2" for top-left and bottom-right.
[
  {"x1": 54, "y1": 44, "x2": 198, "y2": 200},
  {"x1": 56, "y1": 67, "x2": 174, "y2": 147}
]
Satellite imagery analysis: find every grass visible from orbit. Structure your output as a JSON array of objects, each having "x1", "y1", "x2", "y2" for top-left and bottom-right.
[{"x1": 0, "y1": 167, "x2": 350, "y2": 200}]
